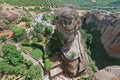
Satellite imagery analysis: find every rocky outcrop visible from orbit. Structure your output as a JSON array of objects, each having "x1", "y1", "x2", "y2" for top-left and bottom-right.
[
  {"x1": 84, "y1": 10, "x2": 120, "y2": 59},
  {"x1": 0, "y1": 11, "x2": 24, "y2": 30},
  {"x1": 93, "y1": 66, "x2": 120, "y2": 80},
  {"x1": 49, "y1": 5, "x2": 90, "y2": 77}
]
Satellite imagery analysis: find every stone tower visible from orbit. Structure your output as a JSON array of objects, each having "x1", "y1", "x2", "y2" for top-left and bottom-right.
[{"x1": 48, "y1": 5, "x2": 90, "y2": 77}]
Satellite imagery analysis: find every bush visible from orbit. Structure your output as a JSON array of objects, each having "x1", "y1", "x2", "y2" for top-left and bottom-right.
[
  {"x1": 0, "y1": 35, "x2": 7, "y2": 42},
  {"x1": 44, "y1": 59, "x2": 52, "y2": 70},
  {"x1": 33, "y1": 23, "x2": 44, "y2": 33},
  {"x1": 21, "y1": 40, "x2": 31, "y2": 46},
  {"x1": 42, "y1": 14, "x2": 54, "y2": 24},
  {"x1": 26, "y1": 22, "x2": 31, "y2": 26},
  {"x1": 18, "y1": 16, "x2": 31, "y2": 22},
  {"x1": 33, "y1": 6, "x2": 41, "y2": 13},
  {"x1": 45, "y1": 25, "x2": 53, "y2": 35},
  {"x1": 0, "y1": 6, "x2": 3, "y2": 10},
  {"x1": 0, "y1": 26, "x2": 3, "y2": 31},
  {"x1": 9, "y1": 24, "x2": 26, "y2": 42},
  {"x1": 3, "y1": 19, "x2": 10, "y2": 25},
  {"x1": 30, "y1": 48, "x2": 43, "y2": 59},
  {"x1": 79, "y1": 77, "x2": 91, "y2": 80},
  {"x1": 32, "y1": 38, "x2": 39, "y2": 43},
  {"x1": 40, "y1": 6, "x2": 51, "y2": 12}
]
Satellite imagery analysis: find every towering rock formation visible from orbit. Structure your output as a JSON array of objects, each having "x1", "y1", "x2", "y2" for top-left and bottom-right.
[
  {"x1": 48, "y1": 5, "x2": 90, "y2": 77},
  {"x1": 84, "y1": 10, "x2": 120, "y2": 59}
]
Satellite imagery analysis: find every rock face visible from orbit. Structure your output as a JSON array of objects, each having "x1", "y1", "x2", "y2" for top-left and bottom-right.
[
  {"x1": 93, "y1": 66, "x2": 120, "y2": 80},
  {"x1": 52, "y1": 5, "x2": 90, "y2": 77},
  {"x1": 84, "y1": 10, "x2": 120, "y2": 59},
  {"x1": 0, "y1": 11, "x2": 24, "y2": 30}
]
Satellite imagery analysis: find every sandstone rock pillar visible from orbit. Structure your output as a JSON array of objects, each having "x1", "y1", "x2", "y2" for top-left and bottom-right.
[{"x1": 48, "y1": 5, "x2": 90, "y2": 77}]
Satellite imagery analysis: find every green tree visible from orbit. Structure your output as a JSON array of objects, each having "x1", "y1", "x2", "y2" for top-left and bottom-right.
[
  {"x1": 25, "y1": 65, "x2": 42, "y2": 80},
  {"x1": 9, "y1": 24, "x2": 26, "y2": 42},
  {"x1": 33, "y1": 23, "x2": 44, "y2": 33},
  {"x1": 0, "y1": 44, "x2": 29, "y2": 75},
  {"x1": 45, "y1": 25, "x2": 53, "y2": 36}
]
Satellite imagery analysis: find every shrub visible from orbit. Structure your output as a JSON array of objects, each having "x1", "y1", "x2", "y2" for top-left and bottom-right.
[
  {"x1": 30, "y1": 48, "x2": 43, "y2": 59},
  {"x1": 18, "y1": 16, "x2": 31, "y2": 22},
  {"x1": 45, "y1": 25, "x2": 53, "y2": 35},
  {"x1": 0, "y1": 35, "x2": 7, "y2": 42},
  {"x1": 42, "y1": 14, "x2": 54, "y2": 24},
  {"x1": 33, "y1": 23, "x2": 44, "y2": 33},
  {"x1": 9, "y1": 24, "x2": 26, "y2": 42},
  {"x1": 32, "y1": 38, "x2": 39, "y2": 43},
  {"x1": 0, "y1": 26, "x2": 3, "y2": 31},
  {"x1": 40, "y1": 6, "x2": 51, "y2": 12},
  {"x1": 33, "y1": 6, "x2": 41, "y2": 13},
  {"x1": 0, "y1": 6, "x2": 3, "y2": 10},
  {"x1": 79, "y1": 77, "x2": 91, "y2": 80},
  {"x1": 21, "y1": 40, "x2": 31, "y2": 46},
  {"x1": 3, "y1": 19, "x2": 10, "y2": 25},
  {"x1": 44, "y1": 59, "x2": 52, "y2": 70},
  {"x1": 26, "y1": 22, "x2": 31, "y2": 26}
]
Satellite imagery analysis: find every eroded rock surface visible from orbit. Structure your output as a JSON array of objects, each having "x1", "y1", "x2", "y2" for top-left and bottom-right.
[
  {"x1": 93, "y1": 66, "x2": 120, "y2": 80},
  {"x1": 0, "y1": 10, "x2": 25, "y2": 30},
  {"x1": 48, "y1": 5, "x2": 90, "y2": 77},
  {"x1": 84, "y1": 10, "x2": 120, "y2": 59}
]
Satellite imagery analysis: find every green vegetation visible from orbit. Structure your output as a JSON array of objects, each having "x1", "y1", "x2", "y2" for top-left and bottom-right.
[
  {"x1": 42, "y1": 14, "x2": 54, "y2": 24},
  {"x1": 79, "y1": 77, "x2": 91, "y2": 80},
  {"x1": 80, "y1": 22, "x2": 120, "y2": 71},
  {"x1": 48, "y1": 30, "x2": 63, "y2": 54},
  {"x1": 60, "y1": 0, "x2": 120, "y2": 12},
  {"x1": 30, "y1": 48, "x2": 43, "y2": 59},
  {"x1": 20, "y1": 46, "x2": 32, "y2": 54},
  {"x1": 23, "y1": 7, "x2": 32, "y2": 17},
  {"x1": 80, "y1": 29, "x2": 97, "y2": 72},
  {"x1": 29, "y1": 6, "x2": 51, "y2": 13},
  {"x1": 9, "y1": 24, "x2": 26, "y2": 42},
  {"x1": 25, "y1": 65, "x2": 42, "y2": 80},
  {"x1": 18, "y1": 16, "x2": 31, "y2": 22},
  {"x1": 0, "y1": 0, "x2": 61, "y2": 7},
  {"x1": 33, "y1": 23, "x2": 44, "y2": 34},
  {"x1": 40, "y1": 6, "x2": 51, "y2": 12},
  {"x1": 0, "y1": 44, "x2": 32, "y2": 74},
  {"x1": 0, "y1": 6, "x2": 3, "y2": 10},
  {"x1": 44, "y1": 59, "x2": 52, "y2": 70},
  {"x1": 0, "y1": 0, "x2": 120, "y2": 12},
  {"x1": 33, "y1": 22, "x2": 53, "y2": 42},
  {"x1": 45, "y1": 25, "x2": 53, "y2": 36},
  {"x1": 0, "y1": 35, "x2": 7, "y2": 42},
  {"x1": 70, "y1": 51, "x2": 76, "y2": 59},
  {"x1": 0, "y1": 26, "x2": 3, "y2": 31},
  {"x1": 3, "y1": 19, "x2": 10, "y2": 25}
]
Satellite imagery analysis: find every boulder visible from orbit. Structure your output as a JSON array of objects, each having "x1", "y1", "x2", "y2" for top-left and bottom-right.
[{"x1": 94, "y1": 66, "x2": 120, "y2": 80}]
